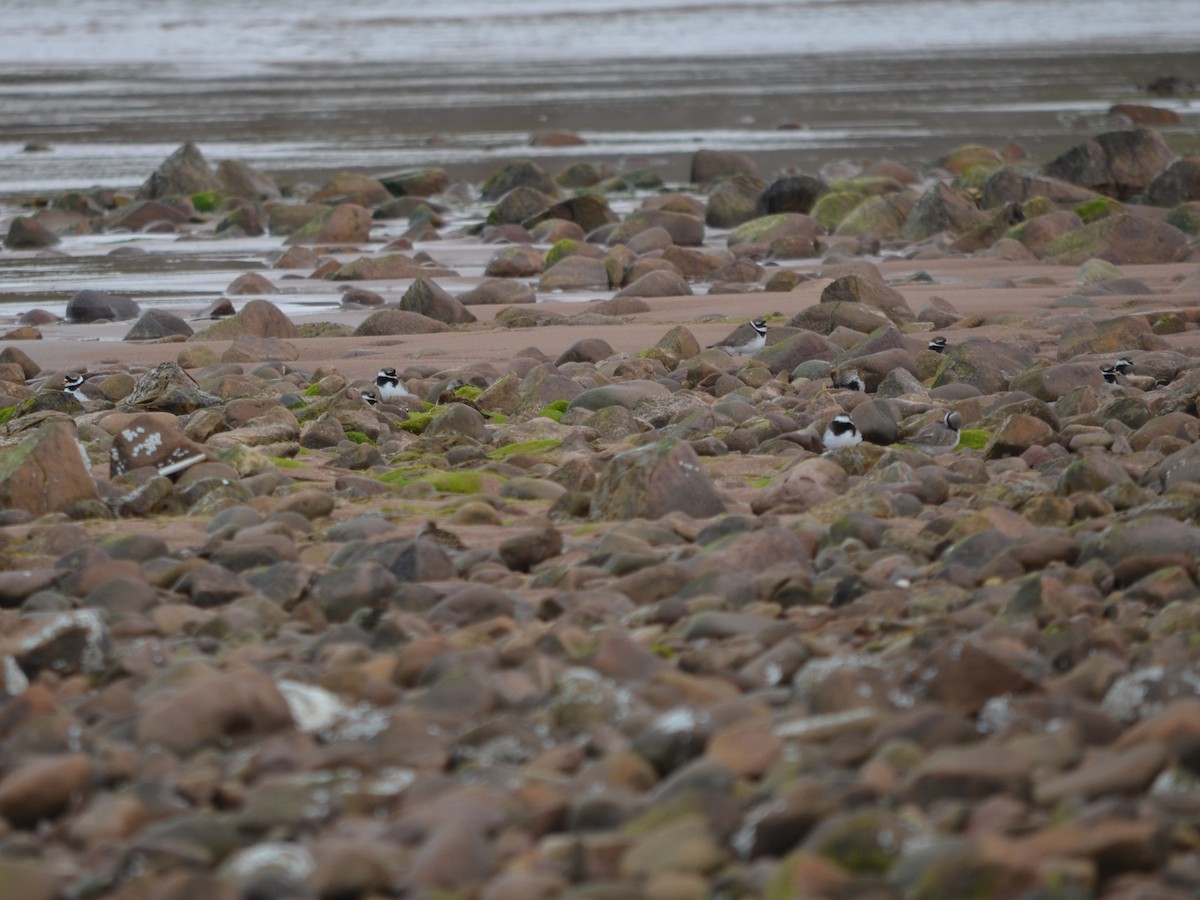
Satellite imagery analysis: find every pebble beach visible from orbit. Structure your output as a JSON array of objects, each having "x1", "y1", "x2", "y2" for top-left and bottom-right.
[{"x1": 2, "y1": 3, "x2": 1200, "y2": 898}]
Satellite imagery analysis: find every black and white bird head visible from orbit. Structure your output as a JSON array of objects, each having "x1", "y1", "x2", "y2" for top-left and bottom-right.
[
  {"x1": 708, "y1": 318, "x2": 768, "y2": 356},
  {"x1": 62, "y1": 373, "x2": 87, "y2": 400},
  {"x1": 1100, "y1": 364, "x2": 1117, "y2": 384},
  {"x1": 375, "y1": 367, "x2": 410, "y2": 400},
  {"x1": 927, "y1": 336, "x2": 948, "y2": 353},
  {"x1": 1113, "y1": 357, "x2": 1134, "y2": 375},
  {"x1": 361, "y1": 388, "x2": 379, "y2": 406},
  {"x1": 822, "y1": 414, "x2": 863, "y2": 451}
]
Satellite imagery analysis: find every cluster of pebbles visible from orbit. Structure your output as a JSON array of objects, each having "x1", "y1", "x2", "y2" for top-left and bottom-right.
[{"x1": 1, "y1": 119, "x2": 1200, "y2": 899}]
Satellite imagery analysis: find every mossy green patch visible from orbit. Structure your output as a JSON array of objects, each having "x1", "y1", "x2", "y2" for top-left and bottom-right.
[
  {"x1": 544, "y1": 239, "x2": 580, "y2": 269},
  {"x1": 1075, "y1": 196, "x2": 1123, "y2": 224},
  {"x1": 344, "y1": 431, "x2": 373, "y2": 445},
  {"x1": 810, "y1": 191, "x2": 867, "y2": 232},
  {"x1": 190, "y1": 190, "x2": 219, "y2": 212},
  {"x1": 427, "y1": 470, "x2": 482, "y2": 494},
  {"x1": 300, "y1": 383, "x2": 322, "y2": 397},
  {"x1": 488, "y1": 439, "x2": 562, "y2": 460},
  {"x1": 537, "y1": 399, "x2": 570, "y2": 422},
  {"x1": 268, "y1": 456, "x2": 305, "y2": 469},
  {"x1": 0, "y1": 405, "x2": 15, "y2": 427},
  {"x1": 454, "y1": 385, "x2": 483, "y2": 400},
  {"x1": 376, "y1": 468, "x2": 417, "y2": 486},
  {"x1": 399, "y1": 407, "x2": 440, "y2": 434},
  {"x1": 958, "y1": 428, "x2": 989, "y2": 450}
]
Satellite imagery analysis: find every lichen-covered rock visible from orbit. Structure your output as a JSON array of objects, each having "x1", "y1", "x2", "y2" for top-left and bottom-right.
[
  {"x1": 1044, "y1": 214, "x2": 1190, "y2": 265},
  {"x1": 117, "y1": 362, "x2": 222, "y2": 414},
  {"x1": 109, "y1": 413, "x2": 214, "y2": 478},
  {"x1": 137, "y1": 141, "x2": 221, "y2": 200}
]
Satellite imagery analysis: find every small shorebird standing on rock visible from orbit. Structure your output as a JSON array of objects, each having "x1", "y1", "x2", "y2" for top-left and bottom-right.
[
  {"x1": 927, "y1": 336, "x2": 948, "y2": 353},
  {"x1": 906, "y1": 410, "x2": 963, "y2": 455},
  {"x1": 822, "y1": 414, "x2": 863, "y2": 451},
  {"x1": 375, "y1": 367, "x2": 410, "y2": 400},
  {"x1": 708, "y1": 318, "x2": 768, "y2": 356}
]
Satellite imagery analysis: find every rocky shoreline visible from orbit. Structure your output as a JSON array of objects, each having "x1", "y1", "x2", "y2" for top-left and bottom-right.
[{"x1": 0, "y1": 118, "x2": 1199, "y2": 898}]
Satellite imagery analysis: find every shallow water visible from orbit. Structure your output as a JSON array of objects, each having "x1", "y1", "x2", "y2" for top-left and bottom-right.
[{"x1": 0, "y1": 1, "x2": 1196, "y2": 321}]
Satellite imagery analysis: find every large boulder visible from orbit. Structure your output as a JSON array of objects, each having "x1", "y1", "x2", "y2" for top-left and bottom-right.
[
  {"x1": 108, "y1": 413, "x2": 213, "y2": 478},
  {"x1": 523, "y1": 194, "x2": 619, "y2": 234},
  {"x1": 727, "y1": 213, "x2": 822, "y2": 252},
  {"x1": 3, "y1": 217, "x2": 60, "y2": 250},
  {"x1": 117, "y1": 362, "x2": 222, "y2": 414},
  {"x1": 191, "y1": 298, "x2": 298, "y2": 341},
  {"x1": 756, "y1": 174, "x2": 829, "y2": 216},
  {"x1": 931, "y1": 339, "x2": 1039, "y2": 395},
  {"x1": 399, "y1": 277, "x2": 476, "y2": 325},
  {"x1": 124, "y1": 309, "x2": 194, "y2": 341},
  {"x1": 0, "y1": 421, "x2": 99, "y2": 516},
  {"x1": 216, "y1": 159, "x2": 281, "y2": 201},
  {"x1": 608, "y1": 210, "x2": 705, "y2": 247},
  {"x1": 819, "y1": 274, "x2": 913, "y2": 325},
  {"x1": 65, "y1": 290, "x2": 140, "y2": 323},
  {"x1": 1043, "y1": 129, "x2": 1177, "y2": 200},
  {"x1": 487, "y1": 187, "x2": 557, "y2": 226},
  {"x1": 480, "y1": 160, "x2": 558, "y2": 201},
  {"x1": 353, "y1": 310, "x2": 451, "y2": 337},
  {"x1": 1056, "y1": 315, "x2": 1153, "y2": 361},
  {"x1": 539, "y1": 256, "x2": 612, "y2": 292},
  {"x1": 137, "y1": 142, "x2": 221, "y2": 200},
  {"x1": 901, "y1": 182, "x2": 990, "y2": 240},
  {"x1": 328, "y1": 254, "x2": 456, "y2": 280},
  {"x1": 1143, "y1": 156, "x2": 1200, "y2": 207},
  {"x1": 705, "y1": 174, "x2": 767, "y2": 228},
  {"x1": 690, "y1": 149, "x2": 757, "y2": 184},
  {"x1": 835, "y1": 193, "x2": 917, "y2": 239},
  {"x1": 283, "y1": 203, "x2": 372, "y2": 245},
  {"x1": 1044, "y1": 215, "x2": 1190, "y2": 265},
  {"x1": 592, "y1": 440, "x2": 725, "y2": 520},
  {"x1": 310, "y1": 171, "x2": 391, "y2": 207}
]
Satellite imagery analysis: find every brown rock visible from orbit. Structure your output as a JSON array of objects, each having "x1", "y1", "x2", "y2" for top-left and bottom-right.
[
  {"x1": 0, "y1": 420, "x2": 100, "y2": 515},
  {"x1": 484, "y1": 245, "x2": 545, "y2": 278},
  {"x1": 539, "y1": 255, "x2": 611, "y2": 291},
  {"x1": 191, "y1": 297, "x2": 298, "y2": 341},
  {"x1": 399, "y1": 276, "x2": 476, "y2": 324},
  {"x1": 310, "y1": 170, "x2": 391, "y2": 206},
  {"x1": 330, "y1": 253, "x2": 457, "y2": 280},
  {"x1": 350, "y1": 309, "x2": 449, "y2": 337},
  {"x1": 136, "y1": 666, "x2": 294, "y2": 754},
  {"x1": 137, "y1": 141, "x2": 220, "y2": 199},
  {"x1": 224, "y1": 271, "x2": 277, "y2": 295},
  {"x1": 983, "y1": 413, "x2": 1058, "y2": 459},
  {"x1": 820, "y1": 274, "x2": 913, "y2": 324},
  {"x1": 4, "y1": 216, "x2": 60, "y2": 249},
  {"x1": 923, "y1": 637, "x2": 1048, "y2": 714},
  {"x1": 1044, "y1": 128, "x2": 1177, "y2": 199},
  {"x1": 284, "y1": 202, "x2": 372, "y2": 245},
  {"x1": 592, "y1": 439, "x2": 725, "y2": 521},
  {"x1": 0, "y1": 753, "x2": 92, "y2": 827}
]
